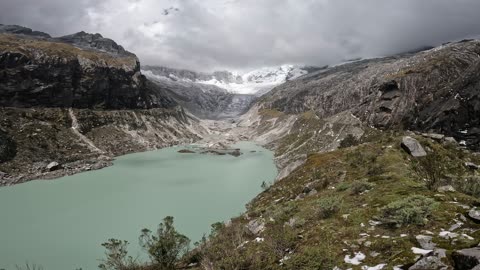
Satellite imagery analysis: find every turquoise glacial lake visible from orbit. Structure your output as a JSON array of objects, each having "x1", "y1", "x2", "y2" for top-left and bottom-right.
[{"x1": 0, "y1": 142, "x2": 277, "y2": 270}]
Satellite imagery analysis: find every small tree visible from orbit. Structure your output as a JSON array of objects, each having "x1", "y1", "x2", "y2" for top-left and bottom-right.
[
  {"x1": 413, "y1": 152, "x2": 445, "y2": 190},
  {"x1": 98, "y1": 239, "x2": 138, "y2": 270},
  {"x1": 139, "y1": 216, "x2": 190, "y2": 269}
]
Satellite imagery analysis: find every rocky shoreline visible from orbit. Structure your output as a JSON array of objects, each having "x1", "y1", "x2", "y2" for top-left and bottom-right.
[{"x1": 0, "y1": 156, "x2": 113, "y2": 187}]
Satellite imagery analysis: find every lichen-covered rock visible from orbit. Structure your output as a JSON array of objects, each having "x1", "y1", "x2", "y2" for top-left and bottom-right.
[
  {"x1": 247, "y1": 219, "x2": 265, "y2": 235},
  {"x1": 416, "y1": 235, "x2": 436, "y2": 250},
  {"x1": 469, "y1": 208, "x2": 480, "y2": 223},
  {"x1": 437, "y1": 185, "x2": 456, "y2": 193},
  {"x1": 401, "y1": 136, "x2": 427, "y2": 157},
  {"x1": 452, "y1": 247, "x2": 480, "y2": 270},
  {"x1": 409, "y1": 255, "x2": 449, "y2": 270}
]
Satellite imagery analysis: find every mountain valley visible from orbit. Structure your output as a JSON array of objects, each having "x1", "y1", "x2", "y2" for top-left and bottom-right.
[{"x1": 1, "y1": 24, "x2": 480, "y2": 270}]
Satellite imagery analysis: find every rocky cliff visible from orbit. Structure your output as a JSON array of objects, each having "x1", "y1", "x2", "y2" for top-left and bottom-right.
[
  {"x1": 0, "y1": 26, "x2": 207, "y2": 185},
  {"x1": 0, "y1": 26, "x2": 172, "y2": 109}
]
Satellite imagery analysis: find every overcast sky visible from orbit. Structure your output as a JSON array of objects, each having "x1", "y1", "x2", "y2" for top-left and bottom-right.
[{"x1": 1, "y1": 0, "x2": 480, "y2": 71}]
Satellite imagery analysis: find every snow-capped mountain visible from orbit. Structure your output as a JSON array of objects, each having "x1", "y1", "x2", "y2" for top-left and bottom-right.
[
  {"x1": 143, "y1": 65, "x2": 311, "y2": 96},
  {"x1": 197, "y1": 65, "x2": 308, "y2": 95},
  {"x1": 142, "y1": 65, "x2": 318, "y2": 119}
]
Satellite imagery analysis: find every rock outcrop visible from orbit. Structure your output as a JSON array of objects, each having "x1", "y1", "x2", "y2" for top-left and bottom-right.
[{"x1": 0, "y1": 25, "x2": 174, "y2": 110}]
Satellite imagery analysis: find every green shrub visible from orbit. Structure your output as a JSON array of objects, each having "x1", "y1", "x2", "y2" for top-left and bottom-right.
[
  {"x1": 413, "y1": 151, "x2": 446, "y2": 190},
  {"x1": 316, "y1": 196, "x2": 342, "y2": 219},
  {"x1": 98, "y1": 239, "x2": 139, "y2": 270},
  {"x1": 457, "y1": 176, "x2": 480, "y2": 197},
  {"x1": 379, "y1": 195, "x2": 439, "y2": 227},
  {"x1": 264, "y1": 225, "x2": 298, "y2": 258},
  {"x1": 285, "y1": 246, "x2": 335, "y2": 270},
  {"x1": 350, "y1": 180, "x2": 374, "y2": 195},
  {"x1": 336, "y1": 182, "x2": 350, "y2": 192},
  {"x1": 139, "y1": 216, "x2": 190, "y2": 269}
]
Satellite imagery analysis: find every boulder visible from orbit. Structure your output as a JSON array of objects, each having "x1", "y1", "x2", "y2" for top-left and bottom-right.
[
  {"x1": 46, "y1": 162, "x2": 61, "y2": 171},
  {"x1": 437, "y1": 185, "x2": 456, "y2": 193},
  {"x1": 247, "y1": 219, "x2": 265, "y2": 235},
  {"x1": 416, "y1": 235, "x2": 436, "y2": 250},
  {"x1": 468, "y1": 208, "x2": 480, "y2": 223},
  {"x1": 465, "y1": 162, "x2": 480, "y2": 170},
  {"x1": 452, "y1": 247, "x2": 480, "y2": 270},
  {"x1": 409, "y1": 255, "x2": 448, "y2": 270},
  {"x1": 423, "y1": 133, "x2": 445, "y2": 141},
  {"x1": 444, "y1": 137, "x2": 458, "y2": 144},
  {"x1": 401, "y1": 136, "x2": 427, "y2": 157}
]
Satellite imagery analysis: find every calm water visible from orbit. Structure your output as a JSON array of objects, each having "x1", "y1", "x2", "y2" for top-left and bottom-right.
[{"x1": 0, "y1": 142, "x2": 277, "y2": 270}]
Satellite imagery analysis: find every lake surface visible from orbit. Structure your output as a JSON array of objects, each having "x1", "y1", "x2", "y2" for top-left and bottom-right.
[{"x1": 0, "y1": 142, "x2": 277, "y2": 270}]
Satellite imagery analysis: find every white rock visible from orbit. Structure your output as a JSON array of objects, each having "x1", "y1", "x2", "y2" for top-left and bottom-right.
[
  {"x1": 344, "y1": 252, "x2": 366, "y2": 265},
  {"x1": 411, "y1": 247, "x2": 433, "y2": 255},
  {"x1": 439, "y1": 231, "x2": 459, "y2": 239},
  {"x1": 362, "y1": 264, "x2": 386, "y2": 270},
  {"x1": 255, "y1": 237, "x2": 264, "y2": 242}
]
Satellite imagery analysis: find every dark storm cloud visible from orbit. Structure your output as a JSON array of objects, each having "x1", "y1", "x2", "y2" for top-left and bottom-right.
[{"x1": 1, "y1": 0, "x2": 480, "y2": 71}]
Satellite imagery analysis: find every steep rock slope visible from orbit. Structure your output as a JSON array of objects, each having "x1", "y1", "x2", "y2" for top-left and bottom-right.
[
  {"x1": 0, "y1": 26, "x2": 207, "y2": 185},
  {"x1": 259, "y1": 40, "x2": 480, "y2": 150}
]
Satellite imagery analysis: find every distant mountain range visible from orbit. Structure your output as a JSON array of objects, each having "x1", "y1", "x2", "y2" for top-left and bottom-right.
[
  {"x1": 143, "y1": 65, "x2": 324, "y2": 96},
  {"x1": 142, "y1": 65, "x2": 323, "y2": 119}
]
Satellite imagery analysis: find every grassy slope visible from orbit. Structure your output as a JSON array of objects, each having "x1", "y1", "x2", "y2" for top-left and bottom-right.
[{"x1": 193, "y1": 133, "x2": 480, "y2": 269}]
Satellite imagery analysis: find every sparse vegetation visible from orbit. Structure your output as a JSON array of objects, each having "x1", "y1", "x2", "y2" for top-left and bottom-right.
[
  {"x1": 336, "y1": 182, "x2": 350, "y2": 192},
  {"x1": 315, "y1": 196, "x2": 342, "y2": 218},
  {"x1": 285, "y1": 246, "x2": 335, "y2": 270},
  {"x1": 349, "y1": 179, "x2": 374, "y2": 195},
  {"x1": 378, "y1": 195, "x2": 438, "y2": 227}
]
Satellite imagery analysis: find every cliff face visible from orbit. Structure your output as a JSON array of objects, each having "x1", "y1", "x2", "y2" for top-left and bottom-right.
[
  {"x1": 0, "y1": 26, "x2": 206, "y2": 185},
  {"x1": 259, "y1": 40, "x2": 480, "y2": 150},
  {"x1": 0, "y1": 29, "x2": 171, "y2": 109}
]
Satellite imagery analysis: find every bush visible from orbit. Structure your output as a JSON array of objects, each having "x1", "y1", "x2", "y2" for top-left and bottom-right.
[
  {"x1": 98, "y1": 239, "x2": 139, "y2": 270},
  {"x1": 285, "y1": 246, "x2": 335, "y2": 270},
  {"x1": 139, "y1": 216, "x2": 190, "y2": 269},
  {"x1": 413, "y1": 151, "x2": 446, "y2": 190},
  {"x1": 264, "y1": 225, "x2": 298, "y2": 258},
  {"x1": 350, "y1": 180, "x2": 374, "y2": 195},
  {"x1": 336, "y1": 182, "x2": 350, "y2": 192},
  {"x1": 457, "y1": 176, "x2": 480, "y2": 197},
  {"x1": 339, "y1": 134, "x2": 360, "y2": 149},
  {"x1": 379, "y1": 195, "x2": 439, "y2": 227},
  {"x1": 316, "y1": 196, "x2": 342, "y2": 219}
]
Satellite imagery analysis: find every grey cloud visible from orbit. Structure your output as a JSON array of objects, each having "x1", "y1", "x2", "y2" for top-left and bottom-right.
[{"x1": 1, "y1": 0, "x2": 480, "y2": 71}]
